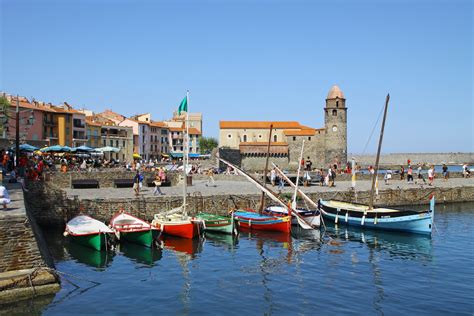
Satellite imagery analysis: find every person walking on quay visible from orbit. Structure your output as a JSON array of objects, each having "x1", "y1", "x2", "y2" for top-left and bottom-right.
[
  {"x1": 442, "y1": 164, "x2": 449, "y2": 181},
  {"x1": 206, "y1": 168, "x2": 216, "y2": 187},
  {"x1": 153, "y1": 169, "x2": 164, "y2": 195},
  {"x1": 0, "y1": 184, "x2": 11, "y2": 210},
  {"x1": 133, "y1": 170, "x2": 143, "y2": 196},
  {"x1": 277, "y1": 174, "x2": 285, "y2": 192},
  {"x1": 407, "y1": 166, "x2": 414, "y2": 183},
  {"x1": 305, "y1": 157, "x2": 312, "y2": 171},
  {"x1": 400, "y1": 165, "x2": 405, "y2": 180},
  {"x1": 428, "y1": 165, "x2": 435, "y2": 186},
  {"x1": 415, "y1": 164, "x2": 426, "y2": 184},
  {"x1": 463, "y1": 163, "x2": 471, "y2": 178},
  {"x1": 270, "y1": 167, "x2": 276, "y2": 186}
]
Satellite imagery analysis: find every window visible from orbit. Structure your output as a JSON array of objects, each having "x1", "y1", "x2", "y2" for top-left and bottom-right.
[
  {"x1": 332, "y1": 109, "x2": 337, "y2": 116},
  {"x1": 308, "y1": 137, "x2": 311, "y2": 141},
  {"x1": 274, "y1": 135, "x2": 277, "y2": 142},
  {"x1": 116, "y1": 140, "x2": 119, "y2": 147},
  {"x1": 258, "y1": 135, "x2": 262, "y2": 139},
  {"x1": 336, "y1": 101, "x2": 339, "y2": 108},
  {"x1": 150, "y1": 135, "x2": 153, "y2": 142},
  {"x1": 227, "y1": 134, "x2": 232, "y2": 139},
  {"x1": 103, "y1": 139, "x2": 106, "y2": 146},
  {"x1": 110, "y1": 140, "x2": 113, "y2": 146},
  {"x1": 243, "y1": 135, "x2": 247, "y2": 142},
  {"x1": 293, "y1": 136, "x2": 296, "y2": 141},
  {"x1": 123, "y1": 141, "x2": 125, "y2": 147}
]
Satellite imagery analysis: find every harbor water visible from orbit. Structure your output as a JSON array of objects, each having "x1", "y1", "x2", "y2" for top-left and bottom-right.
[{"x1": 4, "y1": 202, "x2": 474, "y2": 315}]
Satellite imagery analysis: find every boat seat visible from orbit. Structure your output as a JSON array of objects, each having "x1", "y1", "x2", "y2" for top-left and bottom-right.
[{"x1": 71, "y1": 179, "x2": 99, "y2": 189}]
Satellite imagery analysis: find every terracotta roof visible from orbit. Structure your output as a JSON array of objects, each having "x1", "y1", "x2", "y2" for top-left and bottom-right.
[
  {"x1": 150, "y1": 121, "x2": 166, "y2": 128},
  {"x1": 220, "y1": 121, "x2": 304, "y2": 129},
  {"x1": 169, "y1": 127, "x2": 183, "y2": 132},
  {"x1": 85, "y1": 120, "x2": 102, "y2": 127},
  {"x1": 168, "y1": 126, "x2": 201, "y2": 135}
]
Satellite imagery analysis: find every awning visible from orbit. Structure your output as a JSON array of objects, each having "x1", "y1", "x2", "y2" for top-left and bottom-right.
[
  {"x1": 161, "y1": 153, "x2": 169, "y2": 158},
  {"x1": 170, "y1": 152, "x2": 183, "y2": 158}
]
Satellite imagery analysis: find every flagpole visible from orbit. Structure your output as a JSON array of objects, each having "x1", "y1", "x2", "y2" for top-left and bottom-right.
[{"x1": 183, "y1": 90, "x2": 189, "y2": 216}]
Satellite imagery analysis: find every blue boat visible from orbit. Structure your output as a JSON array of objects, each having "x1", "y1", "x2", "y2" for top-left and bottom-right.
[{"x1": 318, "y1": 197, "x2": 435, "y2": 235}]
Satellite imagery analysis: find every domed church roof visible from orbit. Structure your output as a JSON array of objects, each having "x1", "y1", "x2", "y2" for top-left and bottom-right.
[{"x1": 327, "y1": 85, "x2": 345, "y2": 99}]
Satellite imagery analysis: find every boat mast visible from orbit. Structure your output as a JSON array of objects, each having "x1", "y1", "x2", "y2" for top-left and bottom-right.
[
  {"x1": 292, "y1": 140, "x2": 305, "y2": 209},
  {"x1": 259, "y1": 124, "x2": 273, "y2": 214},
  {"x1": 368, "y1": 94, "x2": 390, "y2": 210}
]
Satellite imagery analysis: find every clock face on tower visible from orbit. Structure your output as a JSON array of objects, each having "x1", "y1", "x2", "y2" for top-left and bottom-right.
[{"x1": 332, "y1": 125, "x2": 338, "y2": 132}]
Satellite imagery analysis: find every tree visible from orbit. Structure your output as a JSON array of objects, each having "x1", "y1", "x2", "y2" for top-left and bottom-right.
[
  {"x1": 0, "y1": 96, "x2": 11, "y2": 134},
  {"x1": 199, "y1": 136, "x2": 218, "y2": 154}
]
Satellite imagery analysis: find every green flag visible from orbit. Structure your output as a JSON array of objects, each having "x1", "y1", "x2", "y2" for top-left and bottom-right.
[{"x1": 178, "y1": 96, "x2": 188, "y2": 115}]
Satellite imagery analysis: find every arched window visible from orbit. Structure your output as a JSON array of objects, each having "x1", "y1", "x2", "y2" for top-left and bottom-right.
[
  {"x1": 332, "y1": 109, "x2": 337, "y2": 116},
  {"x1": 243, "y1": 135, "x2": 247, "y2": 142},
  {"x1": 274, "y1": 135, "x2": 277, "y2": 142},
  {"x1": 336, "y1": 101, "x2": 339, "y2": 108}
]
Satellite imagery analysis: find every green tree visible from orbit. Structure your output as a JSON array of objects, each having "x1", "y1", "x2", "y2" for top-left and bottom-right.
[
  {"x1": 0, "y1": 96, "x2": 10, "y2": 132},
  {"x1": 199, "y1": 136, "x2": 218, "y2": 154}
]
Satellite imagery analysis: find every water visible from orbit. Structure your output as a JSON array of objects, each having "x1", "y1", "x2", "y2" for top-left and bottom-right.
[{"x1": 4, "y1": 203, "x2": 474, "y2": 315}]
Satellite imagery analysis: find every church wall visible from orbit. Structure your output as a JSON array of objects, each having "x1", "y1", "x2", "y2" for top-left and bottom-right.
[{"x1": 241, "y1": 155, "x2": 290, "y2": 171}]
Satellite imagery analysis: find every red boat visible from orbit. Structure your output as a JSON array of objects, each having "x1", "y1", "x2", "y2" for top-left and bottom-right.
[
  {"x1": 151, "y1": 213, "x2": 202, "y2": 239},
  {"x1": 233, "y1": 209, "x2": 291, "y2": 233}
]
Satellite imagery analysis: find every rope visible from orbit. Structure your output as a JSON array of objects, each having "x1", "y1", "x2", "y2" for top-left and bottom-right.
[{"x1": 361, "y1": 102, "x2": 385, "y2": 156}]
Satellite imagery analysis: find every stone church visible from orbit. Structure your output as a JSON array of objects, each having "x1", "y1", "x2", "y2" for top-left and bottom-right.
[{"x1": 218, "y1": 85, "x2": 348, "y2": 171}]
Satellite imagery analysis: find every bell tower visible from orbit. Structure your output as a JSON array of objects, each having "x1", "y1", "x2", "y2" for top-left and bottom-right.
[{"x1": 324, "y1": 85, "x2": 347, "y2": 166}]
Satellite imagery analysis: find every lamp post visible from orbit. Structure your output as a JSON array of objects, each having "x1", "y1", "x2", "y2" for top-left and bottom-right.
[{"x1": 15, "y1": 95, "x2": 20, "y2": 168}]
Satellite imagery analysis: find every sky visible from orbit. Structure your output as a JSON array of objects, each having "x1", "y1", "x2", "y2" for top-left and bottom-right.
[{"x1": 1, "y1": 0, "x2": 472, "y2": 153}]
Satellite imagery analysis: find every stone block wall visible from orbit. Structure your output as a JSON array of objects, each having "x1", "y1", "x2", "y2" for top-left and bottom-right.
[
  {"x1": 351, "y1": 153, "x2": 474, "y2": 166},
  {"x1": 25, "y1": 180, "x2": 474, "y2": 227}
]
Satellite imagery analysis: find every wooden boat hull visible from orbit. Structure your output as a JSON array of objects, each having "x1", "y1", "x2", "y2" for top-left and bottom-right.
[
  {"x1": 70, "y1": 233, "x2": 106, "y2": 251},
  {"x1": 234, "y1": 210, "x2": 291, "y2": 233},
  {"x1": 120, "y1": 229, "x2": 154, "y2": 247},
  {"x1": 154, "y1": 221, "x2": 200, "y2": 239},
  {"x1": 319, "y1": 200, "x2": 433, "y2": 235},
  {"x1": 264, "y1": 206, "x2": 321, "y2": 227},
  {"x1": 196, "y1": 213, "x2": 235, "y2": 234}
]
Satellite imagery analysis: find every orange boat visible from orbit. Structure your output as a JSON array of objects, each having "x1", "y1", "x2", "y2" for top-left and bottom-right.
[{"x1": 233, "y1": 209, "x2": 291, "y2": 233}]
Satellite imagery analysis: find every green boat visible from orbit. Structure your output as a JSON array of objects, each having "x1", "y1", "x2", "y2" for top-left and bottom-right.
[
  {"x1": 196, "y1": 213, "x2": 235, "y2": 234},
  {"x1": 110, "y1": 212, "x2": 156, "y2": 248},
  {"x1": 65, "y1": 215, "x2": 113, "y2": 251}
]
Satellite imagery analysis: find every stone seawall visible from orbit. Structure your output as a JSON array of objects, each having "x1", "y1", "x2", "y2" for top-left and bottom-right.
[
  {"x1": 351, "y1": 152, "x2": 474, "y2": 166},
  {"x1": 25, "y1": 181, "x2": 474, "y2": 227},
  {"x1": 0, "y1": 183, "x2": 59, "y2": 304}
]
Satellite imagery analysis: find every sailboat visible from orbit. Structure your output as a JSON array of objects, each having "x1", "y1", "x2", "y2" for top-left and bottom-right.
[
  {"x1": 318, "y1": 94, "x2": 435, "y2": 235},
  {"x1": 151, "y1": 92, "x2": 203, "y2": 239},
  {"x1": 264, "y1": 140, "x2": 321, "y2": 227},
  {"x1": 219, "y1": 157, "x2": 314, "y2": 232}
]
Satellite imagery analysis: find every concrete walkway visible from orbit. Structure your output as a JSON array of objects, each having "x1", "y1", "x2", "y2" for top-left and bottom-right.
[{"x1": 64, "y1": 177, "x2": 474, "y2": 199}]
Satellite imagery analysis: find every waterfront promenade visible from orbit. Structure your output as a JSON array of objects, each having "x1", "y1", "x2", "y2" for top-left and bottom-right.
[{"x1": 64, "y1": 177, "x2": 474, "y2": 199}]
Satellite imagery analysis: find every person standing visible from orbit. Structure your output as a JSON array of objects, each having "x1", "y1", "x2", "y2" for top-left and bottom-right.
[
  {"x1": 442, "y1": 164, "x2": 449, "y2": 181},
  {"x1": 416, "y1": 164, "x2": 426, "y2": 184},
  {"x1": 153, "y1": 169, "x2": 164, "y2": 195},
  {"x1": 277, "y1": 174, "x2": 285, "y2": 192},
  {"x1": 428, "y1": 165, "x2": 435, "y2": 186},
  {"x1": 305, "y1": 157, "x2": 312, "y2": 171},
  {"x1": 407, "y1": 166, "x2": 414, "y2": 183},
  {"x1": 206, "y1": 168, "x2": 216, "y2": 187},
  {"x1": 400, "y1": 166, "x2": 405, "y2": 180},
  {"x1": 133, "y1": 170, "x2": 143, "y2": 196},
  {"x1": 270, "y1": 168, "x2": 276, "y2": 186}
]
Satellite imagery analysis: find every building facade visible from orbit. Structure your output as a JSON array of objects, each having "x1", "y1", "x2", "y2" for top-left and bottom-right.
[{"x1": 219, "y1": 85, "x2": 348, "y2": 170}]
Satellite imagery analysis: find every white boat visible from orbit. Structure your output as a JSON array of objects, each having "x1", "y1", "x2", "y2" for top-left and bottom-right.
[
  {"x1": 64, "y1": 215, "x2": 113, "y2": 251},
  {"x1": 264, "y1": 205, "x2": 320, "y2": 227},
  {"x1": 110, "y1": 212, "x2": 157, "y2": 247}
]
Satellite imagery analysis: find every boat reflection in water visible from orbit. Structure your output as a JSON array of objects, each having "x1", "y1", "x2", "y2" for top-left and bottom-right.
[
  {"x1": 204, "y1": 232, "x2": 239, "y2": 252},
  {"x1": 117, "y1": 243, "x2": 162, "y2": 267},
  {"x1": 329, "y1": 222, "x2": 433, "y2": 261},
  {"x1": 67, "y1": 242, "x2": 115, "y2": 270},
  {"x1": 160, "y1": 235, "x2": 204, "y2": 259}
]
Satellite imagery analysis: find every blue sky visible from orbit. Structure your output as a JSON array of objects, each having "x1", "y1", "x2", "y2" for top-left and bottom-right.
[{"x1": 1, "y1": 0, "x2": 472, "y2": 153}]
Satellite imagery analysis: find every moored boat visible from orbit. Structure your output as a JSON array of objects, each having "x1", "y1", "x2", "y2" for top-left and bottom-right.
[
  {"x1": 264, "y1": 205, "x2": 320, "y2": 227},
  {"x1": 64, "y1": 215, "x2": 113, "y2": 251},
  {"x1": 319, "y1": 198, "x2": 434, "y2": 235},
  {"x1": 233, "y1": 209, "x2": 291, "y2": 233},
  {"x1": 110, "y1": 212, "x2": 156, "y2": 247},
  {"x1": 152, "y1": 213, "x2": 202, "y2": 239},
  {"x1": 196, "y1": 212, "x2": 235, "y2": 234}
]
